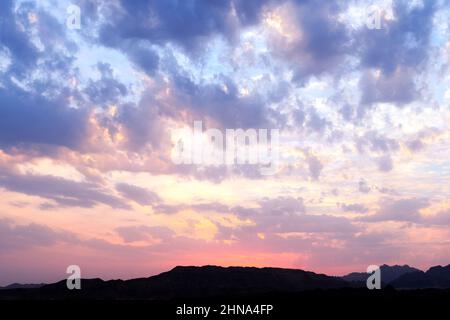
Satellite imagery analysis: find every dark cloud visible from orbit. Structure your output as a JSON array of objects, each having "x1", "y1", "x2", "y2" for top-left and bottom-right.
[
  {"x1": 359, "y1": 67, "x2": 418, "y2": 107},
  {"x1": 98, "y1": 0, "x2": 270, "y2": 53},
  {"x1": 376, "y1": 186, "x2": 399, "y2": 195},
  {"x1": 170, "y1": 72, "x2": 272, "y2": 128},
  {"x1": 357, "y1": 131, "x2": 399, "y2": 154},
  {"x1": 0, "y1": 2, "x2": 92, "y2": 154},
  {"x1": 357, "y1": 0, "x2": 437, "y2": 107},
  {"x1": 406, "y1": 138, "x2": 425, "y2": 152},
  {"x1": 361, "y1": 198, "x2": 429, "y2": 222},
  {"x1": 224, "y1": 196, "x2": 358, "y2": 235},
  {"x1": 279, "y1": 1, "x2": 350, "y2": 83},
  {"x1": 126, "y1": 41, "x2": 160, "y2": 75},
  {"x1": 153, "y1": 203, "x2": 184, "y2": 215},
  {"x1": 425, "y1": 210, "x2": 450, "y2": 226},
  {"x1": 306, "y1": 107, "x2": 329, "y2": 134},
  {"x1": 341, "y1": 203, "x2": 369, "y2": 213},
  {"x1": 0, "y1": 86, "x2": 88, "y2": 150},
  {"x1": 0, "y1": 0, "x2": 39, "y2": 76},
  {"x1": 339, "y1": 104, "x2": 355, "y2": 122},
  {"x1": 116, "y1": 93, "x2": 168, "y2": 150},
  {"x1": 0, "y1": 172, "x2": 130, "y2": 209},
  {"x1": 358, "y1": 179, "x2": 371, "y2": 193},
  {"x1": 116, "y1": 183, "x2": 160, "y2": 206},
  {"x1": 358, "y1": 0, "x2": 437, "y2": 74},
  {"x1": 84, "y1": 63, "x2": 128, "y2": 106},
  {"x1": 191, "y1": 202, "x2": 230, "y2": 213},
  {"x1": 258, "y1": 196, "x2": 306, "y2": 215},
  {"x1": 376, "y1": 155, "x2": 393, "y2": 172},
  {"x1": 0, "y1": 219, "x2": 79, "y2": 253},
  {"x1": 355, "y1": 132, "x2": 399, "y2": 171},
  {"x1": 305, "y1": 153, "x2": 324, "y2": 180}
]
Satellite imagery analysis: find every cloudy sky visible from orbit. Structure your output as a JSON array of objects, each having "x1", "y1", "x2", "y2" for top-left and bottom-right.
[{"x1": 1, "y1": 0, "x2": 450, "y2": 285}]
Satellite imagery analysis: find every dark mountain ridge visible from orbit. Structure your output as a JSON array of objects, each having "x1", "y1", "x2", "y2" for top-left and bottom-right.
[
  {"x1": 390, "y1": 264, "x2": 450, "y2": 289},
  {"x1": 1, "y1": 264, "x2": 450, "y2": 300},
  {"x1": 342, "y1": 264, "x2": 420, "y2": 284},
  {"x1": 0, "y1": 265, "x2": 348, "y2": 300},
  {"x1": 0, "y1": 283, "x2": 45, "y2": 290}
]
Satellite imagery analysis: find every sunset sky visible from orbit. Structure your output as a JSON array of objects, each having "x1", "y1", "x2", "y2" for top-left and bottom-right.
[{"x1": 1, "y1": 0, "x2": 450, "y2": 286}]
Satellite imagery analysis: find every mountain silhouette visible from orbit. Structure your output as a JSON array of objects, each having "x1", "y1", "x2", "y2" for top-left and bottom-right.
[
  {"x1": 0, "y1": 265, "x2": 348, "y2": 299},
  {"x1": 342, "y1": 264, "x2": 420, "y2": 285},
  {"x1": 0, "y1": 283, "x2": 45, "y2": 290},
  {"x1": 390, "y1": 264, "x2": 450, "y2": 289},
  {"x1": 2, "y1": 264, "x2": 450, "y2": 300}
]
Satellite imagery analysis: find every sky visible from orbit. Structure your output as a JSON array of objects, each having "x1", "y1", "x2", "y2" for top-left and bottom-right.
[{"x1": 0, "y1": 0, "x2": 450, "y2": 286}]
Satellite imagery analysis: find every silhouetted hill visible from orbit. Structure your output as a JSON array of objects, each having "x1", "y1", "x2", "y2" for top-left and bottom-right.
[
  {"x1": 2, "y1": 264, "x2": 450, "y2": 301},
  {"x1": 342, "y1": 264, "x2": 420, "y2": 285},
  {"x1": 0, "y1": 265, "x2": 349, "y2": 300},
  {"x1": 0, "y1": 283, "x2": 45, "y2": 290},
  {"x1": 391, "y1": 264, "x2": 450, "y2": 289}
]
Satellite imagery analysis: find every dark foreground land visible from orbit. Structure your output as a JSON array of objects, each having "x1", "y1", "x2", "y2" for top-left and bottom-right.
[
  {"x1": 1, "y1": 288, "x2": 449, "y2": 319},
  {"x1": 1, "y1": 265, "x2": 449, "y2": 318}
]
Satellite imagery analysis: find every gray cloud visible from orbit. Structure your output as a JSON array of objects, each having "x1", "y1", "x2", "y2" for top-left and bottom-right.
[
  {"x1": 0, "y1": 218, "x2": 79, "y2": 253},
  {"x1": 98, "y1": 0, "x2": 270, "y2": 53},
  {"x1": 84, "y1": 63, "x2": 128, "y2": 106},
  {"x1": 275, "y1": 1, "x2": 350, "y2": 83},
  {"x1": 0, "y1": 86, "x2": 88, "y2": 150},
  {"x1": 306, "y1": 153, "x2": 324, "y2": 180},
  {"x1": 425, "y1": 210, "x2": 450, "y2": 226},
  {"x1": 116, "y1": 183, "x2": 160, "y2": 206},
  {"x1": 0, "y1": 0, "x2": 39, "y2": 76},
  {"x1": 361, "y1": 198, "x2": 429, "y2": 222},
  {"x1": 341, "y1": 203, "x2": 369, "y2": 213},
  {"x1": 377, "y1": 155, "x2": 394, "y2": 172},
  {"x1": 0, "y1": 172, "x2": 130, "y2": 209},
  {"x1": 358, "y1": 179, "x2": 371, "y2": 193},
  {"x1": 356, "y1": 0, "x2": 437, "y2": 107},
  {"x1": 358, "y1": 1, "x2": 436, "y2": 74}
]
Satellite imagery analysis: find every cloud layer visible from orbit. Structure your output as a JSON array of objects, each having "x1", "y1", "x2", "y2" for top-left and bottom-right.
[{"x1": 1, "y1": 0, "x2": 450, "y2": 285}]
